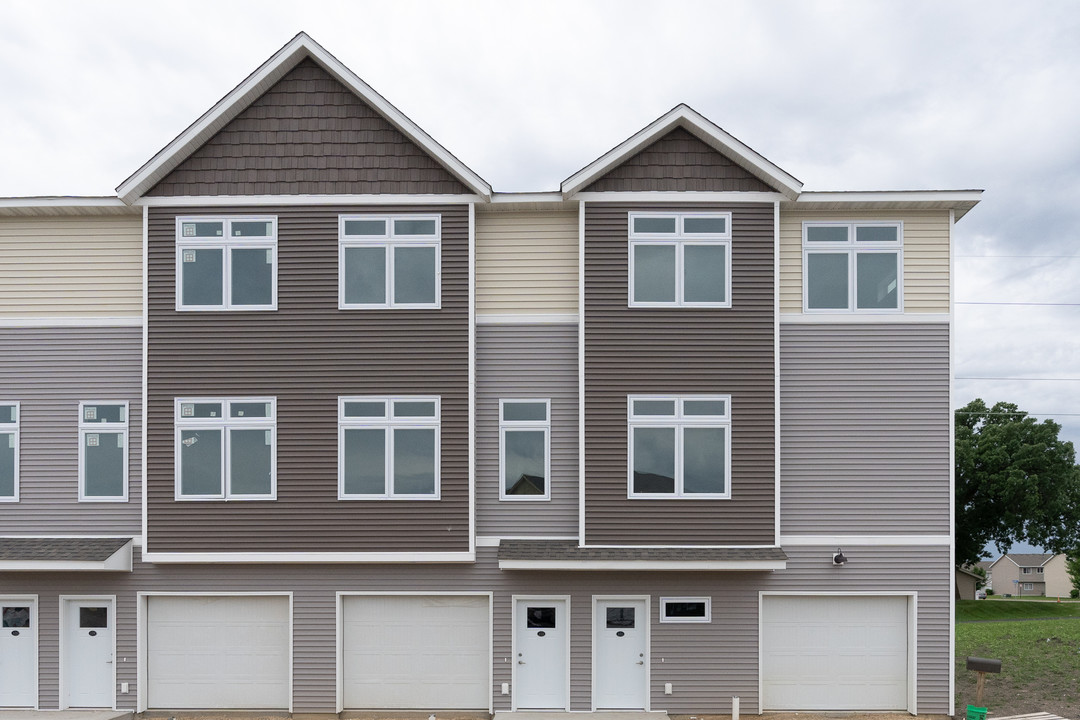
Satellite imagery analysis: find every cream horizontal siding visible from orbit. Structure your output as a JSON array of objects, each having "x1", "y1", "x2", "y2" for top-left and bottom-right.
[
  {"x1": 779, "y1": 209, "x2": 950, "y2": 314},
  {"x1": 476, "y1": 210, "x2": 578, "y2": 314},
  {"x1": 0, "y1": 215, "x2": 142, "y2": 317}
]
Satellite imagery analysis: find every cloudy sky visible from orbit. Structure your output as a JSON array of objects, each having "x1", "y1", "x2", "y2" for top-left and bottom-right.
[{"x1": 2, "y1": 1, "x2": 1078, "y2": 549}]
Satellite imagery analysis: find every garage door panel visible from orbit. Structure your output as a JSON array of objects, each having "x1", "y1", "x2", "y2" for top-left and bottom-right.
[
  {"x1": 343, "y1": 595, "x2": 488, "y2": 710},
  {"x1": 763, "y1": 596, "x2": 908, "y2": 711},
  {"x1": 148, "y1": 596, "x2": 290, "y2": 710}
]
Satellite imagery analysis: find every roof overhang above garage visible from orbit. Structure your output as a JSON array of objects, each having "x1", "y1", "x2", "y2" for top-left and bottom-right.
[
  {"x1": 0, "y1": 537, "x2": 133, "y2": 571},
  {"x1": 497, "y1": 539, "x2": 787, "y2": 571}
]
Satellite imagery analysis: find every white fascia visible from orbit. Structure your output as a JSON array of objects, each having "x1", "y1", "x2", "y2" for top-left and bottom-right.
[
  {"x1": 116, "y1": 32, "x2": 491, "y2": 203},
  {"x1": 793, "y1": 190, "x2": 984, "y2": 221},
  {"x1": 141, "y1": 551, "x2": 476, "y2": 563},
  {"x1": 498, "y1": 559, "x2": 787, "y2": 571},
  {"x1": 0, "y1": 541, "x2": 132, "y2": 572},
  {"x1": 560, "y1": 104, "x2": 803, "y2": 200}
]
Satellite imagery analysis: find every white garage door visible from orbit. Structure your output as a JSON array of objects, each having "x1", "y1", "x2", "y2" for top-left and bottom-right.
[
  {"x1": 762, "y1": 595, "x2": 909, "y2": 711},
  {"x1": 342, "y1": 595, "x2": 489, "y2": 709},
  {"x1": 147, "y1": 596, "x2": 290, "y2": 710}
]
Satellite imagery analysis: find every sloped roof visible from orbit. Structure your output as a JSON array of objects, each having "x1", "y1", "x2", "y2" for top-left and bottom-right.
[
  {"x1": 117, "y1": 32, "x2": 490, "y2": 203},
  {"x1": 0, "y1": 537, "x2": 133, "y2": 571},
  {"x1": 1005, "y1": 552, "x2": 1056, "y2": 567}
]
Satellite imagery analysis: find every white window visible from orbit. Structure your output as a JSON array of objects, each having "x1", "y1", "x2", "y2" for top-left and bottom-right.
[
  {"x1": 499, "y1": 399, "x2": 550, "y2": 501},
  {"x1": 803, "y1": 221, "x2": 902, "y2": 312},
  {"x1": 338, "y1": 397, "x2": 440, "y2": 499},
  {"x1": 339, "y1": 216, "x2": 441, "y2": 309},
  {"x1": 628, "y1": 395, "x2": 731, "y2": 499},
  {"x1": 0, "y1": 402, "x2": 19, "y2": 502},
  {"x1": 176, "y1": 217, "x2": 277, "y2": 311},
  {"x1": 1021, "y1": 567, "x2": 1032, "y2": 574},
  {"x1": 629, "y1": 212, "x2": 732, "y2": 307},
  {"x1": 78, "y1": 402, "x2": 128, "y2": 502},
  {"x1": 660, "y1": 597, "x2": 711, "y2": 623},
  {"x1": 1023, "y1": 583, "x2": 1034, "y2": 591},
  {"x1": 174, "y1": 398, "x2": 276, "y2": 500},
  {"x1": 1036, "y1": 566, "x2": 1044, "y2": 574}
]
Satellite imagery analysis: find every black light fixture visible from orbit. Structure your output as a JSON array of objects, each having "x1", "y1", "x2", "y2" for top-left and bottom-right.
[{"x1": 832, "y1": 548, "x2": 848, "y2": 566}]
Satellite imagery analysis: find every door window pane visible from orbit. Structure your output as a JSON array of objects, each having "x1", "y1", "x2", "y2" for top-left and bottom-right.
[
  {"x1": 229, "y1": 429, "x2": 273, "y2": 495},
  {"x1": 633, "y1": 244, "x2": 677, "y2": 303},
  {"x1": 2, "y1": 607, "x2": 29, "y2": 628},
  {"x1": 606, "y1": 607, "x2": 635, "y2": 628},
  {"x1": 231, "y1": 248, "x2": 273, "y2": 306},
  {"x1": 79, "y1": 607, "x2": 108, "y2": 628},
  {"x1": 632, "y1": 427, "x2": 675, "y2": 493},
  {"x1": 181, "y1": 248, "x2": 223, "y2": 306},
  {"x1": 179, "y1": 429, "x2": 222, "y2": 496},
  {"x1": 343, "y1": 428, "x2": 386, "y2": 495},
  {"x1": 683, "y1": 427, "x2": 726, "y2": 494},
  {"x1": 504, "y1": 430, "x2": 546, "y2": 496},
  {"x1": 84, "y1": 432, "x2": 125, "y2": 497},
  {"x1": 526, "y1": 606, "x2": 556, "y2": 628},
  {"x1": 684, "y1": 244, "x2": 727, "y2": 303},
  {"x1": 806, "y1": 253, "x2": 849, "y2": 309},
  {"x1": 343, "y1": 246, "x2": 387, "y2": 304},
  {"x1": 856, "y1": 252, "x2": 899, "y2": 309},
  {"x1": 393, "y1": 428, "x2": 436, "y2": 495},
  {"x1": 394, "y1": 246, "x2": 437, "y2": 305}
]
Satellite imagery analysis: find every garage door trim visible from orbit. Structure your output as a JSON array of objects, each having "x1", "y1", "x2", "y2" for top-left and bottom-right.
[
  {"x1": 758, "y1": 591, "x2": 917, "y2": 714},
  {"x1": 137, "y1": 592, "x2": 293, "y2": 713}
]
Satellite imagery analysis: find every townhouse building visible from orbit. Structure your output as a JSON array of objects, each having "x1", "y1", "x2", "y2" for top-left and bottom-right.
[{"x1": 0, "y1": 33, "x2": 979, "y2": 716}]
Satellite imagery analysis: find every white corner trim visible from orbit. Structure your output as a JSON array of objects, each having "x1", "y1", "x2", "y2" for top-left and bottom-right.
[
  {"x1": 0, "y1": 316, "x2": 143, "y2": 328},
  {"x1": 498, "y1": 559, "x2": 787, "y2": 571},
  {"x1": 141, "y1": 551, "x2": 476, "y2": 563},
  {"x1": 138, "y1": 194, "x2": 484, "y2": 207},
  {"x1": 780, "y1": 534, "x2": 951, "y2": 546},
  {"x1": 476, "y1": 313, "x2": 579, "y2": 325},
  {"x1": 773, "y1": 200, "x2": 781, "y2": 546},
  {"x1": 578, "y1": 200, "x2": 586, "y2": 547},
  {"x1": 468, "y1": 201, "x2": 477, "y2": 555},
  {"x1": 779, "y1": 312, "x2": 950, "y2": 324}
]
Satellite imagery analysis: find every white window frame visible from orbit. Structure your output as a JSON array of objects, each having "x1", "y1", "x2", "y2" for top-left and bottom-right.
[
  {"x1": 628, "y1": 212, "x2": 732, "y2": 308},
  {"x1": 1023, "y1": 582, "x2": 1034, "y2": 591},
  {"x1": 1021, "y1": 567, "x2": 1032, "y2": 574},
  {"x1": 173, "y1": 397, "x2": 277, "y2": 500},
  {"x1": 175, "y1": 216, "x2": 278, "y2": 311},
  {"x1": 338, "y1": 396, "x2": 441, "y2": 500},
  {"x1": 1036, "y1": 566, "x2": 1044, "y2": 574},
  {"x1": 338, "y1": 215, "x2": 442, "y2": 309},
  {"x1": 0, "y1": 401, "x2": 19, "y2": 503},
  {"x1": 499, "y1": 399, "x2": 551, "y2": 502},
  {"x1": 627, "y1": 395, "x2": 732, "y2": 500},
  {"x1": 77, "y1": 401, "x2": 129, "y2": 503},
  {"x1": 802, "y1": 221, "x2": 903, "y2": 313},
  {"x1": 659, "y1": 596, "x2": 712, "y2": 623}
]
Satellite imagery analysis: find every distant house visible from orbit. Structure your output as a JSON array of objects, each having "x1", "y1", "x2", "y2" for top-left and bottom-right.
[
  {"x1": 955, "y1": 566, "x2": 982, "y2": 600},
  {"x1": 975, "y1": 560, "x2": 994, "y2": 590},
  {"x1": 987, "y1": 553, "x2": 1071, "y2": 597}
]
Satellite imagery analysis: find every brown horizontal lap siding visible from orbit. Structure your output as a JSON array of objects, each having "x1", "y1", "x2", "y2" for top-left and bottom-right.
[
  {"x1": 146, "y1": 204, "x2": 469, "y2": 553},
  {"x1": 584, "y1": 203, "x2": 775, "y2": 545},
  {"x1": 147, "y1": 58, "x2": 468, "y2": 196},
  {"x1": 582, "y1": 127, "x2": 775, "y2": 193}
]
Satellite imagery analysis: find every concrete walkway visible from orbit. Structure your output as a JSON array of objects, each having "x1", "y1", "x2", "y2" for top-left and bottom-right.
[{"x1": 0, "y1": 713, "x2": 130, "y2": 720}]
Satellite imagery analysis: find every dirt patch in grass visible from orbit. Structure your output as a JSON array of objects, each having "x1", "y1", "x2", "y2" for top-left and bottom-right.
[{"x1": 956, "y1": 617, "x2": 1080, "y2": 718}]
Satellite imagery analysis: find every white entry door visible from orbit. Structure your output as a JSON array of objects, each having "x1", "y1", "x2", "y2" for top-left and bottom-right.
[
  {"x1": 594, "y1": 598, "x2": 648, "y2": 710},
  {"x1": 514, "y1": 598, "x2": 568, "y2": 710},
  {"x1": 63, "y1": 599, "x2": 114, "y2": 708},
  {"x1": 0, "y1": 600, "x2": 36, "y2": 707}
]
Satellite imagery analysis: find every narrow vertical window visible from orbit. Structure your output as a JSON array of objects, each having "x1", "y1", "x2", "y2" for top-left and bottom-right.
[
  {"x1": 79, "y1": 402, "x2": 128, "y2": 501},
  {"x1": 0, "y1": 402, "x2": 19, "y2": 502},
  {"x1": 500, "y1": 400, "x2": 551, "y2": 501}
]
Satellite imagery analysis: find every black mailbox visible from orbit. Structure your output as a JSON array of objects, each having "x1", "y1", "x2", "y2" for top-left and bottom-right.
[{"x1": 966, "y1": 656, "x2": 1002, "y2": 673}]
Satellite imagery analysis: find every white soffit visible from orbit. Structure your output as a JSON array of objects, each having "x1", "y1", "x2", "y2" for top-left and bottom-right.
[
  {"x1": 0, "y1": 196, "x2": 139, "y2": 217},
  {"x1": 560, "y1": 104, "x2": 804, "y2": 200},
  {"x1": 116, "y1": 32, "x2": 491, "y2": 203},
  {"x1": 790, "y1": 190, "x2": 984, "y2": 221}
]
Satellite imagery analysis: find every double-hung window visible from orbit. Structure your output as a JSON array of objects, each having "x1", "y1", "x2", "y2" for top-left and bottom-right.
[
  {"x1": 79, "y1": 402, "x2": 128, "y2": 501},
  {"x1": 803, "y1": 221, "x2": 902, "y2": 312},
  {"x1": 629, "y1": 212, "x2": 732, "y2": 307},
  {"x1": 0, "y1": 402, "x2": 18, "y2": 502},
  {"x1": 176, "y1": 217, "x2": 277, "y2": 310},
  {"x1": 628, "y1": 395, "x2": 731, "y2": 499},
  {"x1": 339, "y1": 216, "x2": 441, "y2": 308},
  {"x1": 500, "y1": 399, "x2": 550, "y2": 500},
  {"x1": 175, "y1": 398, "x2": 276, "y2": 500},
  {"x1": 339, "y1": 397, "x2": 440, "y2": 499}
]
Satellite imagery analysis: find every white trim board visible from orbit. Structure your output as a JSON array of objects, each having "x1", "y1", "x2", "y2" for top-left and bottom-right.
[
  {"x1": 780, "y1": 534, "x2": 950, "y2": 546},
  {"x1": 498, "y1": 559, "x2": 787, "y2": 571},
  {"x1": 117, "y1": 32, "x2": 491, "y2": 203},
  {"x1": 138, "y1": 194, "x2": 484, "y2": 207},
  {"x1": 476, "y1": 313, "x2": 579, "y2": 325},
  {"x1": 0, "y1": 316, "x2": 143, "y2": 328},
  {"x1": 573, "y1": 191, "x2": 787, "y2": 203},
  {"x1": 141, "y1": 551, "x2": 476, "y2": 563},
  {"x1": 779, "y1": 313, "x2": 950, "y2": 324}
]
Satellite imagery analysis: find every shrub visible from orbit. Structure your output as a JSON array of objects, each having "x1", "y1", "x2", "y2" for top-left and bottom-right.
[
  {"x1": 1070, "y1": 588, "x2": 1078, "y2": 599},
  {"x1": 987, "y1": 588, "x2": 995, "y2": 596}
]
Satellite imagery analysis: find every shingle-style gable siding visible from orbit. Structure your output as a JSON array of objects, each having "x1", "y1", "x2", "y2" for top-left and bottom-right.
[
  {"x1": 147, "y1": 58, "x2": 469, "y2": 197},
  {"x1": 582, "y1": 127, "x2": 775, "y2": 193}
]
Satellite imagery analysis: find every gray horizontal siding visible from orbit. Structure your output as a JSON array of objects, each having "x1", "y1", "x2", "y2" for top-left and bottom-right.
[
  {"x1": 584, "y1": 203, "x2": 775, "y2": 545},
  {"x1": 476, "y1": 323, "x2": 578, "y2": 536},
  {"x1": 0, "y1": 327, "x2": 141, "y2": 534},
  {"x1": 779, "y1": 323, "x2": 951, "y2": 533},
  {"x1": 0, "y1": 544, "x2": 949, "y2": 714},
  {"x1": 146, "y1": 205, "x2": 469, "y2": 553}
]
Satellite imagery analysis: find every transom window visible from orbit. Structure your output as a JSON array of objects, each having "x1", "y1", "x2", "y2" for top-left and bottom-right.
[
  {"x1": 176, "y1": 217, "x2": 277, "y2": 311},
  {"x1": 500, "y1": 399, "x2": 550, "y2": 501},
  {"x1": 629, "y1": 212, "x2": 732, "y2": 307},
  {"x1": 803, "y1": 221, "x2": 902, "y2": 312},
  {"x1": 79, "y1": 402, "x2": 128, "y2": 502},
  {"x1": 0, "y1": 402, "x2": 19, "y2": 502},
  {"x1": 339, "y1": 215, "x2": 441, "y2": 309},
  {"x1": 660, "y1": 597, "x2": 711, "y2": 623},
  {"x1": 628, "y1": 395, "x2": 731, "y2": 499},
  {"x1": 338, "y1": 396, "x2": 440, "y2": 499},
  {"x1": 174, "y1": 398, "x2": 276, "y2": 500}
]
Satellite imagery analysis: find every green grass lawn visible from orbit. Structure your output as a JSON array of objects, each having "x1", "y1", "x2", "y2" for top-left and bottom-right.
[
  {"x1": 955, "y1": 617, "x2": 1080, "y2": 716},
  {"x1": 987, "y1": 594, "x2": 1076, "y2": 601},
  {"x1": 957, "y1": 599, "x2": 1080, "y2": 621}
]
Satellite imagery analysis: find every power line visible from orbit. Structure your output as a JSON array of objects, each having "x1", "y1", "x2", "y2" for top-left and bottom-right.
[
  {"x1": 956, "y1": 301, "x2": 1080, "y2": 307},
  {"x1": 954, "y1": 410, "x2": 1080, "y2": 417},
  {"x1": 956, "y1": 255, "x2": 1080, "y2": 260},
  {"x1": 957, "y1": 376, "x2": 1080, "y2": 382}
]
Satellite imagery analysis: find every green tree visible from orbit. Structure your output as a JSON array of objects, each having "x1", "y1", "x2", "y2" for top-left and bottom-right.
[
  {"x1": 1067, "y1": 550, "x2": 1080, "y2": 595},
  {"x1": 955, "y1": 399, "x2": 1080, "y2": 567}
]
